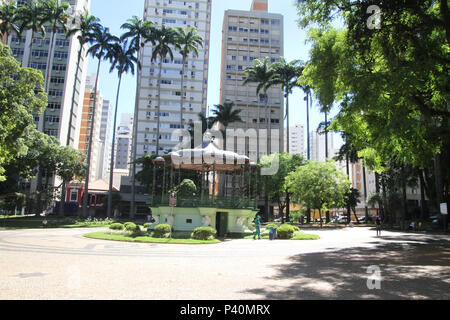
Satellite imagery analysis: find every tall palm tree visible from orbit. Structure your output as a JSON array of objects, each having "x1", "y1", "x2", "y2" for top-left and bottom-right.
[
  {"x1": 270, "y1": 58, "x2": 304, "y2": 220},
  {"x1": 151, "y1": 24, "x2": 176, "y2": 155},
  {"x1": 0, "y1": 1, "x2": 20, "y2": 42},
  {"x1": 269, "y1": 58, "x2": 304, "y2": 154},
  {"x1": 210, "y1": 102, "x2": 243, "y2": 150},
  {"x1": 17, "y1": 0, "x2": 46, "y2": 68},
  {"x1": 65, "y1": 10, "x2": 101, "y2": 147},
  {"x1": 105, "y1": 40, "x2": 137, "y2": 218},
  {"x1": 41, "y1": 0, "x2": 70, "y2": 93},
  {"x1": 243, "y1": 57, "x2": 275, "y2": 157},
  {"x1": 304, "y1": 86, "x2": 312, "y2": 160},
  {"x1": 174, "y1": 27, "x2": 203, "y2": 130},
  {"x1": 120, "y1": 16, "x2": 154, "y2": 219},
  {"x1": 82, "y1": 26, "x2": 117, "y2": 217}
]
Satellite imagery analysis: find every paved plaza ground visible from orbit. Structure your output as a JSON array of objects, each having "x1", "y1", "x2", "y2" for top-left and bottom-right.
[{"x1": 0, "y1": 226, "x2": 449, "y2": 300}]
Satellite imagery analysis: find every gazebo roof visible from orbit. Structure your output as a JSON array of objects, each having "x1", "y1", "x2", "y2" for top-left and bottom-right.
[{"x1": 162, "y1": 141, "x2": 255, "y2": 172}]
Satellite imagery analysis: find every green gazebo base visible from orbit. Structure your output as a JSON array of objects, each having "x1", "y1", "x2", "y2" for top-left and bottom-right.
[{"x1": 150, "y1": 206, "x2": 259, "y2": 237}]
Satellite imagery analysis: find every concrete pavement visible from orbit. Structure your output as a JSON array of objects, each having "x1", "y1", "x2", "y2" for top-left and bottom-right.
[{"x1": 0, "y1": 227, "x2": 449, "y2": 300}]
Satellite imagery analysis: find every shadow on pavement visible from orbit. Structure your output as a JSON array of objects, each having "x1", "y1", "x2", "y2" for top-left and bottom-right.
[{"x1": 243, "y1": 235, "x2": 450, "y2": 300}]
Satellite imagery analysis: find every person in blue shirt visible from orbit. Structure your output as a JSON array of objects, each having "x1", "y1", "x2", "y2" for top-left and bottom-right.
[{"x1": 253, "y1": 215, "x2": 261, "y2": 240}]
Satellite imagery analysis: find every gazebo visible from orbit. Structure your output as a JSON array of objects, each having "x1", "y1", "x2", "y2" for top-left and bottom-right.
[{"x1": 149, "y1": 141, "x2": 260, "y2": 237}]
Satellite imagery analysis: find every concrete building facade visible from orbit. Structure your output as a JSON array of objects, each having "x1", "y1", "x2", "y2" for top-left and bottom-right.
[
  {"x1": 8, "y1": 0, "x2": 91, "y2": 149},
  {"x1": 78, "y1": 74, "x2": 103, "y2": 183},
  {"x1": 284, "y1": 124, "x2": 305, "y2": 158},
  {"x1": 220, "y1": 0, "x2": 284, "y2": 160},
  {"x1": 135, "y1": 0, "x2": 212, "y2": 160},
  {"x1": 115, "y1": 113, "x2": 134, "y2": 171}
]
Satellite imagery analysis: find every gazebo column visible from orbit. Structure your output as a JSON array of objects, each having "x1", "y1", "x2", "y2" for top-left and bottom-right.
[
  {"x1": 200, "y1": 162, "x2": 205, "y2": 201},
  {"x1": 212, "y1": 162, "x2": 216, "y2": 203},
  {"x1": 152, "y1": 164, "x2": 157, "y2": 206},
  {"x1": 170, "y1": 165, "x2": 174, "y2": 193},
  {"x1": 232, "y1": 169, "x2": 236, "y2": 199},
  {"x1": 162, "y1": 162, "x2": 166, "y2": 203},
  {"x1": 178, "y1": 167, "x2": 181, "y2": 185}
]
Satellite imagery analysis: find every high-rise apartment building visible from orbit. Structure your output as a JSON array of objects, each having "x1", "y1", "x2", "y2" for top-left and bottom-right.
[
  {"x1": 96, "y1": 99, "x2": 113, "y2": 181},
  {"x1": 8, "y1": 0, "x2": 91, "y2": 148},
  {"x1": 310, "y1": 130, "x2": 335, "y2": 162},
  {"x1": 135, "y1": 0, "x2": 212, "y2": 160},
  {"x1": 220, "y1": 0, "x2": 284, "y2": 160},
  {"x1": 115, "y1": 113, "x2": 133, "y2": 170},
  {"x1": 78, "y1": 74, "x2": 103, "y2": 183},
  {"x1": 285, "y1": 124, "x2": 305, "y2": 157}
]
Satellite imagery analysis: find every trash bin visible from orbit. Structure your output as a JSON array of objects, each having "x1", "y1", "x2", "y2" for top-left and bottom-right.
[{"x1": 269, "y1": 227, "x2": 277, "y2": 240}]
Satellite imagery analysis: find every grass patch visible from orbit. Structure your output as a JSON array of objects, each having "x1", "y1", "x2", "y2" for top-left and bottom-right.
[
  {"x1": 291, "y1": 234, "x2": 320, "y2": 240},
  {"x1": 0, "y1": 216, "x2": 117, "y2": 230},
  {"x1": 84, "y1": 232, "x2": 221, "y2": 245}
]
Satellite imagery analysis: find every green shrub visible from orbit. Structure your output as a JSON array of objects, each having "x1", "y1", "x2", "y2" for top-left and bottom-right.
[
  {"x1": 144, "y1": 223, "x2": 152, "y2": 229},
  {"x1": 276, "y1": 224, "x2": 298, "y2": 239},
  {"x1": 191, "y1": 227, "x2": 217, "y2": 240},
  {"x1": 124, "y1": 222, "x2": 138, "y2": 231},
  {"x1": 265, "y1": 223, "x2": 278, "y2": 229},
  {"x1": 152, "y1": 224, "x2": 172, "y2": 238},
  {"x1": 109, "y1": 223, "x2": 124, "y2": 230}
]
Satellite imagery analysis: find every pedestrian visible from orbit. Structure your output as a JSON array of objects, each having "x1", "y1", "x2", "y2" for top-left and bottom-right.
[
  {"x1": 253, "y1": 215, "x2": 261, "y2": 240},
  {"x1": 376, "y1": 215, "x2": 382, "y2": 237}
]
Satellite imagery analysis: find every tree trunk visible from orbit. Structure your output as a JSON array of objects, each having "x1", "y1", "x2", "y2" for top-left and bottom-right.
[
  {"x1": 82, "y1": 58, "x2": 101, "y2": 218},
  {"x1": 130, "y1": 45, "x2": 143, "y2": 220},
  {"x1": 419, "y1": 170, "x2": 427, "y2": 221},
  {"x1": 362, "y1": 162, "x2": 369, "y2": 224},
  {"x1": 346, "y1": 154, "x2": 351, "y2": 224},
  {"x1": 156, "y1": 58, "x2": 162, "y2": 155},
  {"x1": 324, "y1": 112, "x2": 328, "y2": 159},
  {"x1": 66, "y1": 45, "x2": 83, "y2": 146},
  {"x1": 285, "y1": 88, "x2": 290, "y2": 153},
  {"x1": 180, "y1": 57, "x2": 186, "y2": 129},
  {"x1": 107, "y1": 74, "x2": 122, "y2": 218}
]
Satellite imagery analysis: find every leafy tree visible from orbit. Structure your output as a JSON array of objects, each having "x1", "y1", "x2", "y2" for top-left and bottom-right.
[
  {"x1": 296, "y1": 1, "x2": 449, "y2": 209},
  {"x1": 0, "y1": 43, "x2": 47, "y2": 182},
  {"x1": 286, "y1": 160, "x2": 351, "y2": 228},
  {"x1": 172, "y1": 179, "x2": 197, "y2": 198},
  {"x1": 259, "y1": 153, "x2": 305, "y2": 222}
]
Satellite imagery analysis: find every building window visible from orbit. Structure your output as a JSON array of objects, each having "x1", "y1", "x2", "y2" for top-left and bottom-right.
[{"x1": 70, "y1": 190, "x2": 78, "y2": 202}]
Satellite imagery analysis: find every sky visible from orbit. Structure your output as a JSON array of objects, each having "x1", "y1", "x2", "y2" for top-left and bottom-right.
[{"x1": 87, "y1": 0, "x2": 343, "y2": 151}]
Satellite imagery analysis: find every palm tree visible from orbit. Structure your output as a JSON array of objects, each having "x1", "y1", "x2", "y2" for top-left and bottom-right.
[
  {"x1": 17, "y1": 0, "x2": 46, "y2": 68},
  {"x1": 105, "y1": 40, "x2": 137, "y2": 218},
  {"x1": 174, "y1": 27, "x2": 203, "y2": 130},
  {"x1": 210, "y1": 102, "x2": 243, "y2": 150},
  {"x1": 243, "y1": 57, "x2": 275, "y2": 157},
  {"x1": 41, "y1": 0, "x2": 70, "y2": 93},
  {"x1": 304, "y1": 86, "x2": 312, "y2": 160},
  {"x1": 151, "y1": 24, "x2": 176, "y2": 155},
  {"x1": 0, "y1": 1, "x2": 20, "y2": 43},
  {"x1": 82, "y1": 26, "x2": 117, "y2": 217},
  {"x1": 65, "y1": 10, "x2": 101, "y2": 147},
  {"x1": 270, "y1": 58, "x2": 304, "y2": 220},
  {"x1": 269, "y1": 58, "x2": 304, "y2": 154},
  {"x1": 120, "y1": 16, "x2": 154, "y2": 219}
]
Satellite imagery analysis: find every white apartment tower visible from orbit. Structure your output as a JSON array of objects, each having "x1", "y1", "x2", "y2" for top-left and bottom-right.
[
  {"x1": 136, "y1": 0, "x2": 212, "y2": 160},
  {"x1": 285, "y1": 124, "x2": 305, "y2": 157},
  {"x1": 115, "y1": 113, "x2": 134, "y2": 170},
  {"x1": 96, "y1": 99, "x2": 113, "y2": 181},
  {"x1": 9, "y1": 0, "x2": 91, "y2": 148},
  {"x1": 220, "y1": 0, "x2": 284, "y2": 160},
  {"x1": 310, "y1": 130, "x2": 335, "y2": 162}
]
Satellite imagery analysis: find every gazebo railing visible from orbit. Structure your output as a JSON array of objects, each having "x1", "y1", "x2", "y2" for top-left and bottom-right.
[{"x1": 152, "y1": 195, "x2": 258, "y2": 210}]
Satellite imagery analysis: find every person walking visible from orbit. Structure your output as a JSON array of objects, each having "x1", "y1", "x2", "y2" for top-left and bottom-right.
[
  {"x1": 376, "y1": 215, "x2": 382, "y2": 237},
  {"x1": 253, "y1": 215, "x2": 262, "y2": 240}
]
